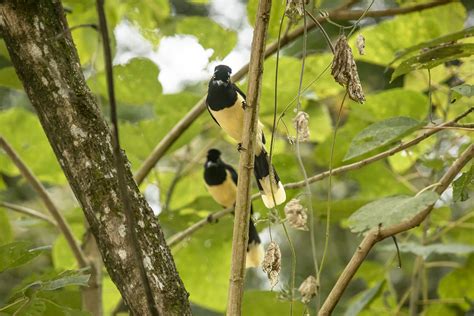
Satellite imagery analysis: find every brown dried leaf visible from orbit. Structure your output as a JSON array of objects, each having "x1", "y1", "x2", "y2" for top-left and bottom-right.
[
  {"x1": 331, "y1": 35, "x2": 365, "y2": 103},
  {"x1": 284, "y1": 198, "x2": 309, "y2": 231},
  {"x1": 262, "y1": 241, "x2": 281, "y2": 288},
  {"x1": 293, "y1": 111, "x2": 310, "y2": 142},
  {"x1": 298, "y1": 275, "x2": 318, "y2": 303}
]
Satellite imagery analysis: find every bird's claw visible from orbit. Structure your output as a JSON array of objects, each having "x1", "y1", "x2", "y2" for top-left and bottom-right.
[
  {"x1": 241, "y1": 101, "x2": 248, "y2": 110},
  {"x1": 237, "y1": 143, "x2": 247, "y2": 152}
]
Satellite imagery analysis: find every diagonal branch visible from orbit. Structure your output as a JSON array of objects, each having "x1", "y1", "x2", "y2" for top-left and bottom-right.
[
  {"x1": 0, "y1": 137, "x2": 87, "y2": 268},
  {"x1": 318, "y1": 144, "x2": 474, "y2": 316},
  {"x1": 133, "y1": 0, "x2": 454, "y2": 185},
  {"x1": 0, "y1": 201, "x2": 57, "y2": 226},
  {"x1": 165, "y1": 107, "x2": 472, "y2": 247}
]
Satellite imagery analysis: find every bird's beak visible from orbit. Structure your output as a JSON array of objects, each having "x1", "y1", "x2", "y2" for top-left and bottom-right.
[{"x1": 206, "y1": 161, "x2": 217, "y2": 168}]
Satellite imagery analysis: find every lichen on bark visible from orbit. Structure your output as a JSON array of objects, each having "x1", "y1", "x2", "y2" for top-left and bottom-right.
[{"x1": 0, "y1": 1, "x2": 191, "y2": 314}]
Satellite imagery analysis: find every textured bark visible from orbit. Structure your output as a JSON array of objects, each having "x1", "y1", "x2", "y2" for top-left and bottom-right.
[{"x1": 0, "y1": 1, "x2": 191, "y2": 315}]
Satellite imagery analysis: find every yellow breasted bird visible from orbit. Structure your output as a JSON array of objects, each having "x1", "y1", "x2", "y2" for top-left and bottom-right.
[
  {"x1": 203, "y1": 149, "x2": 263, "y2": 268},
  {"x1": 206, "y1": 65, "x2": 286, "y2": 208}
]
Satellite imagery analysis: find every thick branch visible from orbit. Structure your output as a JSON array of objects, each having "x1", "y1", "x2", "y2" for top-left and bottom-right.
[
  {"x1": 226, "y1": 0, "x2": 272, "y2": 315},
  {"x1": 0, "y1": 2, "x2": 190, "y2": 314},
  {"x1": 318, "y1": 144, "x2": 473, "y2": 315},
  {"x1": 0, "y1": 137, "x2": 87, "y2": 268},
  {"x1": 0, "y1": 201, "x2": 57, "y2": 226},
  {"x1": 165, "y1": 107, "x2": 472, "y2": 246},
  {"x1": 133, "y1": 0, "x2": 453, "y2": 185}
]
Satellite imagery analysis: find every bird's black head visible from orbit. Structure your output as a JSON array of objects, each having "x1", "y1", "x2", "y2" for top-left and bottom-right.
[
  {"x1": 206, "y1": 149, "x2": 222, "y2": 163},
  {"x1": 213, "y1": 65, "x2": 232, "y2": 83}
]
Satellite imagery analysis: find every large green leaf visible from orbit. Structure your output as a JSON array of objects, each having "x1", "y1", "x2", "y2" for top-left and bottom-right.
[
  {"x1": 0, "y1": 241, "x2": 49, "y2": 272},
  {"x1": 391, "y1": 26, "x2": 474, "y2": 64},
  {"x1": 173, "y1": 216, "x2": 234, "y2": 312},
  {"x1": 453, "y1": 166, "x2": 473, "y2": 202},
  {"x1": 52, "y1": 224, "x2": 84, "y2": 270},
  {"x1": 348, "y1": 191, "x2": 439, "y2": 234},
  {"x1": 344, "y1": 117, "x2": 421, "y2": 161},
  {"x1": 241, "y1": 291, "x2": 306, "y2": 316},
  {"x1": 0, "y1": 107, "x2": 65, "y2": 184},
  {"x1": 349, "y1": 3, "x2": 466, "y2": 65},
  {"x1": 176, "y1": 17, "x2": 237, "y2": 59},
  {"x1": 438, "y1": 255, "x2": 474, "y2": 310},
  {"x1": 344, "y1": 281, "x2": 383, "y2": 316},
  {"x1": 391, "y1": 43, "x2": 474, "y2": 81},
  {"x1": 88, "y1": 58, "x2": 161, "y2": 106}
]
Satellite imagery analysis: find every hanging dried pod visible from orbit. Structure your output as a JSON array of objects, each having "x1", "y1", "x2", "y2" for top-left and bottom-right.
[
  {"x1": 285, "y1": 0, "x2": 305, "y2": 23},
  {"x1": 262, "y1": 241, "x2": 281, "y2": 288},
  {"x1": 293, "y1": 111, "x2": 310, "y2": 142},
  {"x1": 298, "y1": 275, "x2": 318, "y2": 303},
  {"x1": 284, "y1": 198, "x2": 309, "y2": 231},
  {"x1": 331, "y1": 35, "x2": 365, "y2": 103},
  {"x1": 356, "y1": 34, "x2": 365, "y2": 55}
]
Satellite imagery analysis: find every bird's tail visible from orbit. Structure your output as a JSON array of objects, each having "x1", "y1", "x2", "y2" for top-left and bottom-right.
[
  {"x1": 246, "y1": 207, "x2": 263, "y2": 268},
  {"x1": 254, "y1": 149, "x2": 286, "y2": 208}
]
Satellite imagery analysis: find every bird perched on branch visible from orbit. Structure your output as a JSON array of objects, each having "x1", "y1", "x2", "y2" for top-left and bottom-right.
[
  {"x1": 204, "y1": 149, "x2": 263, "y2": 268},
  {"x1": 206, "y1": 65, "x2": 286, "y2": 208}
]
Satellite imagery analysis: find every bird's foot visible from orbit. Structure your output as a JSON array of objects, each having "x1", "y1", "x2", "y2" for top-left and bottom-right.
[
  {"x1": 207, "y1": 214, "x2": 218, "y2": 224},
  {"x1": 241, "y1": 100, "x2": 248, "y2": 110},
  {"x1": 237, "y1": 143, "x2": 247, "y2": 152}
]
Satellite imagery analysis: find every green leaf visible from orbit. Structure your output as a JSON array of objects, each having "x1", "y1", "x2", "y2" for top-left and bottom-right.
[
  {"x1": 0, "y1": 241, "x2": 49, "y2": 272},
  {"x1": 344, "y1": 117, "x2": 421, "y2": 161},
  {"x1": 391, "y1": 26, "x2": 474, "y2": 64},
  {"x1": 382, "y1": 242, "x2": 474, "y2": 259},
  {"x1": 241, "y1": 291, "x2": 306, "y2": 315},
  {"x1": 0, "y1": 67, "x2": 22, "y2": 90},
  {"x1": 175, "y1": 17, "x2": 237, "y2": 59},
  {"x1": 391, "y1": 43, "x2": 474, "y2": 81},
  {"x1": 52, "y1": 224, "x2": 84, "y2": 270},
  {"x1": 451, "y1": 84, "x2": 474, "y2": 103},
  {"x1": 453, "y1": 166, "x2": 473, "y2": 202},
  {"x1": 40, "y1": 270, "x2": 90, "y2": 291},
  {"x1": 348, "y1": 191, "x2": 439, "y2": 234},
  {"x1": 438, "y1": 255, "x2": 474, "y2": 310},
  {"x1": 0, "y1": 207, "x2": 13, "y2": 245},
  {"x1": 0, "y1": 107, "x2": 65, "y2": 184},
  {"x1": 344, "y1": 281, "x2": 384, "y2": 316},
  {"x1": 350, "y1": 3, "x2": 466, "y2": 65},
  {"x1": 173, "y1": 216, "x2": 234, "y2": 312},
  {"x1": 88, "y1": 58, "x2": 161, "y2": 105},
  {"x1": 247, "y1": 0, "x2": 288, "y2": 40}
]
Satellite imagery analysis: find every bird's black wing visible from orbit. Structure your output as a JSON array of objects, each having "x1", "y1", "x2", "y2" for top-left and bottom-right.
[
  {"x1": 224, "y1": 163, "x2": 238, "y2": 185},
  {"x1": 206, "y1": 102, "x2": 221, "y2": 127},
  {"x1": 232, "y1": 83, "x2": 246, "y2": 100}
]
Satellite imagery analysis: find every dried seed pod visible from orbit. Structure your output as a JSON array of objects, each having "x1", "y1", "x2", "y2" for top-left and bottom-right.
[
  {"x1": 298, "y1": 275, "x2": 318, "y2": 304},
  {"x1": 285, "y1": 0, "x2": 305, "y2": 23},
  {"x1": 356, "y1": 34, "x2": 365, "y2": 55},
  {"x1": 284, "y1": 198, "x2": 308, "y2": 231},
  {"x1": 262, "y1": 241, "x2": 281, "y2": 288},
  {"x1": 293, "y1": 111, "x2": 310, "y2": 142},
  {"x1": 331, "y1": 35, "x2": 365, "y2": 103}
]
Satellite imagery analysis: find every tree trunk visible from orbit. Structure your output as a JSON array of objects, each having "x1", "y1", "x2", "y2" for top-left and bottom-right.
[{"x1": 0, "y1": 1, "x2": 191, "y2": 315}]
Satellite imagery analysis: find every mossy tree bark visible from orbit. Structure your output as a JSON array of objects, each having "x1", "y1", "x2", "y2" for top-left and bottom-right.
[{"x1": 0, "y1": 1, "x2": 191, "y2": 315}]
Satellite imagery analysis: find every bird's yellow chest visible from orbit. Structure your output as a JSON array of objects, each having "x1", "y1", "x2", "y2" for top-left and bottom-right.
[
  {"x1": 209, "y1": 93, "x2": 245, "y2": 142},
  {"x1": 206, "y1": 171, "x2": 237, "y2": 208}
]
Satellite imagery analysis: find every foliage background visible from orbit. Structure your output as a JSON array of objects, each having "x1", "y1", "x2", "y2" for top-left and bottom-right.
[{"x1": 0, "y1": 0, "x2": 473, "y2": 315}]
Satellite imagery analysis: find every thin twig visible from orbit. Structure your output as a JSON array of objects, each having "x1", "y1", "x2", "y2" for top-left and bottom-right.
[
  {"x1": 318, "y1": 144, "x2": 474, "y2": 315},
  {"x1": 0, "y1": 201, "x2": 57, "y2": 226},
  {"x1": 95, "y1": 1, "x2": 158, "y2": 314},
  {"x1": 0, "y1": 137, "x2": 87, "y2": 268},
  {"x1": 133, "y1": 0, "x2": 453, "y2": 185},
  {"x1": 164, "y1": 108, "x2": 473, "y2": 247}
]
